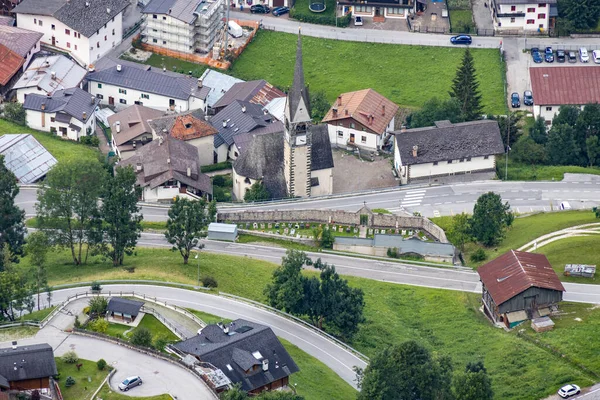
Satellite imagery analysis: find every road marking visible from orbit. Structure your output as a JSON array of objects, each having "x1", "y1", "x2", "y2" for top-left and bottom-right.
[
  {"x1": 400, "y1": 201, "x2": 422, "y2": 207},
  {"x1": 433, "y1": 210, "x2": 441, "y2": 217},
  {"x1": 405, "y1": 189, "x2": 426, "y2": 194},
  {"x1": 404, "y1": 193, "x2": 425, "y2": 199}
]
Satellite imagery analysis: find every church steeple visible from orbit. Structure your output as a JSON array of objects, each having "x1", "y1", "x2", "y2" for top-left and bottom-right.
[{"x1": 286, "y1": 30, "x2": 311, "y2": 124}]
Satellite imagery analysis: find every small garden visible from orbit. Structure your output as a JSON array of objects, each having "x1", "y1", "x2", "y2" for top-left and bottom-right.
[
  {"x1": 212, "y1": 174, "x2": 233, "y2": 202},
  {"x1": 447, "y1": 0, "x2": 475, "y2": 33},
  {"x1": 289, "y1": 0, "x2": 351, "y2": 27},
  {"x1": 55, "y1": 355, "x2": 108, "y2": 400}
]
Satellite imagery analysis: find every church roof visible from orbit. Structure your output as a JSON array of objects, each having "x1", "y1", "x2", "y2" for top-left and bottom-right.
[{"x1": 286, "y1": 31, "x2": 311, "y2": 123}]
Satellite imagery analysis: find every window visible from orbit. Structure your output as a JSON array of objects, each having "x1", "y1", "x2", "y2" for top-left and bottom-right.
[
  {"x1": 50, "y1": 117, "x2": 55, "y2": 122},
  {"x1": 152, "y1": 38, "x2": 157, "y2": 43},
  {"x1": 361, "y1": 136, "x2": 367, "y2": 143},
  {"x1": 104, "y1": 23, "x2": 107, "y2": 29},
  {"x1": 51, "y1": 24, "x2": 55, "y2": 30},
  {"x1": 355, "y1": 5, "x2": 372, "y2": 12},
  {"x1": 152, "y1": 29, "x2": 157, "y2": 32},
  {"x1": 66, "y1": 42, "x2": 70, "y2": 48},
  {"x1": 119, "y1": 88, "x2": 127, "y2": 94},
  {"x1": 538, "y1": 2, "x2": 546, "y2": 6},
  {"x1": 527, "y1": 19, "x2": 535, "y2": 24},
  {"x1": 433, "y1": 161, "x2": 438, "y2": 166},
  {"x1": 510, "y1": 17, "x2": 515, "y2": 22},
  {"x1": 546, "y1": 106, "x2": 552, "y2": 111},
  {"x1": 141, "y1": 94, "x2": 150, "y2": 99},
  {"x1": 459, "y1": 158, "x2": 465, "y2": 162},
  {"x1": 387, "y1": 7, "x2": 403, "y2": 15},
  {"x1": 527, "y1": 7, "x2": 535, "y2": 12},
  {"x1": 337, "y1": 131, "x2": 344, "y2": 138},
  {"x1": 65, "y1": 28, "x2": 70, "y2": 35},
  {"x1": 234, "y1": 152, "x2": 239, "y2": 157},
  {"x1": 34, "y1": 18, "x2": 36, "y2": 23},
  {"x1": 539, "y1": 24, "x2": 544, "y2": 28},
  {"x1": 466, "y1": 157, "x2": 472, "y2": 161},
  {"x1": 510, "y1": 5, "x2": 516, "y2": 11},
  {"x1": 74, "y1": 44, "x2": 77, "y2": 50},
  {"x1": 153, "y1": 14, "x2": 157, "y2": 18},
  {"x1": 98, "y1": 83, "x2": 102, "y2": 89},
  {"x1": 96, "y1": 41, "x2": 100, "y2": 48},
  {"x1": 96, "y1": 94, "x2": 104, "y2": 99},
  {"x1": 134, "y1": 101, "x2": 143, "y2": 105},
  {"x1": 350, "y1": 123, "x2": 355, "y2": 129},
  {"x1": 244, "y1": 177, "x2": 251, "y2": 184},
  {"x1": 120, "y1": 99, "x2": 127, "y2": 104},
  {"x1": 484, "y1": 155, "x2": 489, "y2": 160},
  {"x1": 162, "y1": 40, "x2": 167, "y2": 45},
  {"x1": 38, "y1": 20, "x2": 42, "y2": 26},
  {"x1": 448, "y1": 160, "x2": 453, "y2": 164},
  {"x1": 538, "y1": 13, "x2": 545, "y2": 18},
  {"x1": 311, "y1": 177, "x2": 320, "y2": 187},
  {"x1": 162, "y1": 16, "x2": 167, "y2": 20}
]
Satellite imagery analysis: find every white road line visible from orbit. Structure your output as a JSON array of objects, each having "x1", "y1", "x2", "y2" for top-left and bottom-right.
[
  {"x1": 405, "y1": 189, "x2": 426, "y2": 194},
  {"x1": 403, "y1": 193, "x2": 425, "y2": 199},
  {"x1": 401, "y1": 202, "x2": 422, "y2": 207}
]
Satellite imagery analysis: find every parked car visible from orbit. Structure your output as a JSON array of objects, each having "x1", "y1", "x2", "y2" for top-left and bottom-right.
[
  {"x1": 354, "y1": 15, "x2": 363, "y2": 26},
  {"x1": 450, "y1": 35, "x2": 472, "y2": 45},
  {"x1": 556, "y1": 49, "x2": 566, "y2": 63},
  {"x1": 580, "y1": 47, "x2": 589, "y2": 62},
  {"x1": 119, "y1": 376, "x2": 142, "y2": 391},
  {"x1": 531, "y1": 48, "x2": 543, "y2": 63},
  {"x1": 568, "y1": 51, "x2": 577, "y2": 63},
  {"x1": 272, "y1": 6, "x2": 289, "y2": 15},
  {"x1": 511, "y1": 92, "x2": 520, "y2": 108},
  {"x1": 544, "y1": 47, "x2": 554, "y2": 63},
  {"x1": 250, "y1": 4, "x2": 270, "y2": 13},
  {"x1": 557, "y1": 383, "x2": 580, "y2": 398},
  {"x1": 594, "y1": 50, "x2": 600, "y2": 64},
  {"x1": 523, "y1": 90, "x2": 533, "y2": 106}
]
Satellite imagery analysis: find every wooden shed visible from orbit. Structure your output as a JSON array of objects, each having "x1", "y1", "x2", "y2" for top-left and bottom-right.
[{"x1": 477, "y1": 250, "x2": 565, "y2": 329}]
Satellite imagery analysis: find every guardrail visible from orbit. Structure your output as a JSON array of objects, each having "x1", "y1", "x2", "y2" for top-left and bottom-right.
[
  {"x1": 142, "y1": 306, "x2": 187, "y2": 340},
  {"x1": 52, "y1": 279, "x2": 212, "y2": 291},
  {"x1": 218, "y1": 292, "x2": 370, "y2": 363}
]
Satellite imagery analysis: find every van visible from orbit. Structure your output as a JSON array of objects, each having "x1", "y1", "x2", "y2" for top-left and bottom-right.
[
  {"x1": 228, "y1": 21, "x2": 243, "y2": 38},
  {"x1": 579, "y1": 48, "x2": 589, "y2": 63}
]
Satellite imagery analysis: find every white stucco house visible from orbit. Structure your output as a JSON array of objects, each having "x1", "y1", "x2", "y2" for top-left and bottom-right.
[
  {"x1": 87, "y1": 60, "x2": 210, "y2": 113},
  {"x1": 393, "y1": 120, "x2": 505, "y2": 185},
  {"x1": 23, "y1": 87, "x2": 100, "y2": 141},
  {"x1": 0, "y1": 25, "x2": 42, "y2": 71},
  {"x1": 322, "y1": 88, "x2": 399, "y2": 152},
  {"x1": 339, "y1": 0, "x2": 414, "y2": 20},
  {"x1": 490, "y1": 0, "x2": 557, "y2": 32},
  {"x1": 13, "y1": 0, "x2": 128, "y2": 67},
  {"x1": 530, "y1": 66, "x2": 598, "y2": 126}
]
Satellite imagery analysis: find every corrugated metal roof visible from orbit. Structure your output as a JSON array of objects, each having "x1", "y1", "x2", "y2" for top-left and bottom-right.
[
  {"x1": 200, "y1": 69, "x2": 244, "y2": 108},
  {"x1": 477, "y1": 250, "x2": 565, "y2": 306},
  {"x1": 0, "y1": 43, "x2": 23, "y2": 86},
  {"x1": 263, "y1": 97, "x2": 286, "y2": 122},
  {"x1": 12, "y1": 55, "x2": 87, "y2": 95},
  {"x1": 530, "y1": 67, "x2": 600, "y2": 106},
  {"x1": 208, "y1": 222, "x2": 238, "y2": 234},
  {"x1": 0, "y1": 134, "x2": 57, "y2": 183}
]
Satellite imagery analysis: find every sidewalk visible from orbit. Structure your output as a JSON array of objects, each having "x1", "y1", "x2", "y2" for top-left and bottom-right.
[
  {"x1": 145, "y1": 303, "x2": 203, "y2": 339},
  {"x1": 95, "y1": 124, "x2": 111, "y2": 156}
]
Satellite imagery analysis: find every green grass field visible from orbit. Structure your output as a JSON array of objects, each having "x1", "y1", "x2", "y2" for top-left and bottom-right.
[
  {"x1": 95, "y1": 385, "x2": 172, "y2": 400},
  {"x1": 136, "y1": 314, "x2": 179, "y2": 342},
  {"x1": 20, "y1": 306, "x2": 56, "y2": 322},
  {"x1": 56, "y1": 358, "x2": 108, "y2": 400},
  {"x1": 230, "y1": 31, "x2": 506, "y2": 114},
  {"x1": 0, "y1": 119, "x2": 99, "y2": 163},
  {"x1": 497, "y1": 158, "x2": 600, "y2": 181},
  {"x1": 537, "y1": 236, "x2": 600, "y2": 284}
]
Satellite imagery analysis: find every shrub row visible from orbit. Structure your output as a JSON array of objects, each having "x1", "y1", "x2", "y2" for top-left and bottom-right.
[{"x1": 289, "y1": 9, "x2": 351, "y2": 27}]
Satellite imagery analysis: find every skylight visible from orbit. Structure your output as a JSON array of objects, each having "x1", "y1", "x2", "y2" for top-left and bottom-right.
[{"x1": 252, "y1": 351, "x2": 263, "y2": 360}]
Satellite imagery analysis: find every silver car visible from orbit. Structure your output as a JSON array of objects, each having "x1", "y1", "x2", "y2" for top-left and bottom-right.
[{"x1": 118, "y1": 376, "x2": 142, "y2": 391}]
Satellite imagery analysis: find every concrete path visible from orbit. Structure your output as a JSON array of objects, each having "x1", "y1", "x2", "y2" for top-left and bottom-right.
[
  {"x1": 518, "y1": 223, "x2": 600, "y2": 252},
  {"x1": 471, "y1": 0, "x2": 494, "y2": 33},
  {"x1": 145, "y1": 303, "x2": 203, "y2": 339}
]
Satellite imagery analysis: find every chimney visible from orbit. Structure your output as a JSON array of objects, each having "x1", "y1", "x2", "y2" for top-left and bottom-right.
[
  {"x1": 167, "y1": 158, "x2": 171, "y2": 164},
  {"x1": 222, "y1": 119, "x2": 227, "y2": 128},
  {"x1": 163, "y1": 67, "x2": 166, "y2": 72},
  {"x1": 241, "y1": 105, "x2": 246, "y2": 113},
  {"x1": 116, "y1": 64, "x2": 122, "y2": 72},
  {"x1": 132, "y1": 140, "x2": 136, "y2": 148},
  {"x1": 136, "y1": 163, "x2": 142, "y2": 172},
  {"x1": 381, "y1": 104, "x2": 385, "y2": 116},
  {"x1": 263, "y1": 109, "x2": 268, "y2": 115},
  {"x1": 197, "y1": 78, "x2": 203, "y2": 88},
  {"x1": 82, "y1": 111, "x2": 87, "y2": 120},
  {"x1": 41, "y1": 103, "x2": 46, "y2": 111},
  {"x1": 332, "y1": 107, "x2": 337, "y2": 117},
  {"x1": 51, "y1": 71, "x2": 56, "y2": 80},
  {"x1": 115, "y1": 121, "x2": 121, "y2": 133},
  {"x1": 412, "y1": 145, "x2": 418, "y2": 157},
  {"x1": 88, "y1": 64, "x2": 95, "y2": 72},
  {"x1": 187, "y1": 166, "x2": 191, "y2": 177},
  {"x1": 337, "y1": 95, "x2": 342, "y2": 107},
  {"x1": 106, "y1": 7, "x2": 111, "y2": 13},
  {"x1": 11, "y1": 341, "x2": 17, "y2": 350},
  {"x1": 344, "y1": 109, "x2": 348, "y2": 116},
  {"x1": 159, "y1": 136, "x2": 163, "y2": 145},
  {"x1": 262, "y1": 359, "x2": 269, "y2": 371},
  {"x1": 90, "y1": 96, "x2": 95, "y2": 105},
  {"x1": 85, "y1": 1, "x2": 89, "y2": 5}
]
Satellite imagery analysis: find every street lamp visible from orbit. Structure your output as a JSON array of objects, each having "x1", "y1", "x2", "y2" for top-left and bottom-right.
[
  {"x1": 336, "y1": 1, "x2": 339, "y2": 27},
  {"x1": 195, "y1": 252, "x2": 200, "y2": 287}
]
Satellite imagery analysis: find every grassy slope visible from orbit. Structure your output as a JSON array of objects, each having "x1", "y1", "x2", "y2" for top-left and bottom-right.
[
  {"x1": 497, "y1": 158, "x2": 600, "y2": 181},
  {"x1": 537, "y1": 236, "x2": 600, "y2": 284},
  {"x1": 135, "y1": 314, "x2": 179, "y2": 342},
  {"x1": 0, "y1": 119, "x2": 99, "y2": 163},
  {"x1": 0, "y1": 326, "x2": 38, "y2": 342},
  {"x1": 96, "y1": 385, "x2": 172, "y2": 400},
  {"x1": 56, "y1": 358, "x2": 108, "y2": 400},
  {"x1": 230, "y1": 31, "x2": 506, "y2": 114},
  {"x1": 20, "y1": 306, "x2": 56, "y2": 321}
]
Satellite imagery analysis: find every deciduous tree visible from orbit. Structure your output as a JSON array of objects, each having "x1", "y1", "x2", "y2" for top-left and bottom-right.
[
  {"x1": 407, "y1": 98, "x2": 463, "y2": 128},
  {"x1": 0, "y1": 245, "x2": 32, "y2": 321},
  {"x1": 244, "y1": 181, "x2": 271, "y2": 202},
  {"x1": 447, "y1": 213, "x2": 472, "y2": 252},
  {"x1": 452, "y1": 361, "x2": 493, "y2": 400},
  {"x1": 546, "y1": 124, "x2": 583, "y2": 166},
  {"x1": 25, "y1": 232, "x2": 49, "y2": 310},
  {"x1": 450, "y1": 48, "x2": 483, "y2": 121},
  {"x1": 310, "y1": 90, "x2": 331, "y2": 122},
  {"x1": 0, "y1": 155, "x2": 26, "y2": 271},
  {"x1": 586, "y1": 135, "x2": 600, "y2": 167},
  {"x1": 512, "y1": 136, "x2": 547, "y2": 167},
  {"x1": 165, "y1": 197, "x2": 215, "y2": 264},
  {"x1": 264, "y1": 250, "x2": 307, "y2": 314},
  {"x1": 471, "y1": 192, "x2": 512, "y2": 246},
  {"x1": 489, "y1": 112, "x2": 521, "y2": 149}
]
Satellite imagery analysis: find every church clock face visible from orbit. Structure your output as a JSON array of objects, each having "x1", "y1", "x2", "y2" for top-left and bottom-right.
[{"x1": 296, "y1": 135, "x2": 306, "y2": 145}]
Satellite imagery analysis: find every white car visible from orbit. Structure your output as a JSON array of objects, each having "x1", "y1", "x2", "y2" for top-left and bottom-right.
[
  {"x1": 593, "y1": 50, "x2": 600, "y2": 64},
  {"x1": 558, "y1": 384, "x2": 580, "y2": 398},
  {"x1": 580, "y1": 48, "x2": 589, "y2": 63},
  {"x1": 118, "y1": 376, "x2": 142, "y2": 391},
  {"x1": 354, "y1": 16, "x2": 363, "y2": 26},
  {"x1": 560, "y1": 201, "x2": 572, "y2": 210}
]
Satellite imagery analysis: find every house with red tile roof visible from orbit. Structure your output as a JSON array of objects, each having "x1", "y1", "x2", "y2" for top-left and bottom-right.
[
  {"x1": 477, "y1": 250, "x2": 565, "y2": 328},
  {"x1": 322, "y1": 88, "x2": 398, "y2": 152},
  {"x1": 530, "y1": 67, "x2": 600, "y2": 125},
  {"x1": 0, "y1": 43, "x2": 24, "y2": 92}
]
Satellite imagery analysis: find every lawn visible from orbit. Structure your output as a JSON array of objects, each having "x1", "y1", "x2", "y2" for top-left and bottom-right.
[
  {"x1": 96, "y1": 385, "x2": 172, "y2": 400},
  {"x1": 0, "y1": 119, "x2": 99, "y2": 163},
  {"x1": 536, "y1": 236, "x2": 600, "y2": 284},
  {"x1": 230, "y1": 31, "x2": 506, "y2": 114},
  {"x1": 496, "y1": 158, "x2": 600, "y2": 181},
  {"x1": 56, "y1": 358, "x2": 108, "y2": 400},
  {"x1": 0, "y1": 326, "x2": 38, "y2": 342},
  {"x1": 121, "y1": 52, "x2": 208, "y2": 78},
  {"x1": 449, "y1": 9, "x2": 475, "y2": 33},
  {"x1": 136, "y1": 314, "x2": 179, "y2": 342},
  {"x1": 237, "y1": 234, "x2": 318, "y2": 252},
  {"x1": 20, "y1": 306, "x2": 56, "y2": 322}
]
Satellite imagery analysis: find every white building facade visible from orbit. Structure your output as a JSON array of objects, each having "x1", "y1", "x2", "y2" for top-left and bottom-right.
[
  {"x1": 490, "y1": 0, "x2": 555, "y2": 31},
  {"x1": 326, "y1": 117, "x2": 395, "y2": 151},
  {"x1": 26, "y1": 109, "x2": 96, "y2": 141}
]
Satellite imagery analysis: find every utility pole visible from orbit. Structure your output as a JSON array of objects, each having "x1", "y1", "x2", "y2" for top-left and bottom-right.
[{"x1": 505, "y1": 112, "x2": 510, "y2": 181}]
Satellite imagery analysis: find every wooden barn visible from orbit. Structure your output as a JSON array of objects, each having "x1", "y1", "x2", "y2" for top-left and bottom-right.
[
  {"x1": 0, "y1": 343, "x2": 57, "y2": 393},
  {"x1": 477, "y1": 250, "x2": 565, "y2": 328}
]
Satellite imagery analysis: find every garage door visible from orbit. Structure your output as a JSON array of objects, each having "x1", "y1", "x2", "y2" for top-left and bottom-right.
[{"x1": 273, "y1": 0, "x2": 284, "y2": 6}]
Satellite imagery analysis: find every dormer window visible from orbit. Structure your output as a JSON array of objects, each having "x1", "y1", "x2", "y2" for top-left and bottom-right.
[{"x1": 185, "y1": 123, "x2": 192, "y2": 129}]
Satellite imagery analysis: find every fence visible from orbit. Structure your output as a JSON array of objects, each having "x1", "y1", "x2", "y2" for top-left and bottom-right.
[{"x1": 141, "y1": 306, "x2": 187, "y2": 340}]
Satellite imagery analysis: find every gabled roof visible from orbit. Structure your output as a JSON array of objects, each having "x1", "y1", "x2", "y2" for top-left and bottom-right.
[
  {"x1": 0, "y1": 16, "x2": 15, "y2": 26},
  {"x1": 530, "y1": 67, "x2": 600, "y2": 106},
  {"x1": 142, "y1": 0, "x2": 208, "y2": 24},
  {"x1": 12, "y1": 55, "x2": 87, "y2": 94},
  {"x1": 263, "y1": 96, "x2": 286, "y2": 122},
  {"x1": 199, "y1": 69, "x2": 243, "y2": 109},
  {"x1": 87, "y1": 62, "x2": 209, "y2": 101},
  {"x1": 150, "y1": 109, "x2": 218, "y2": 141},
  {"x1": 211, "y1": 100, "x2": 281, "y2": 148},
  {"x1": 13, "y1": 0, "x2": 129, "y2": 38},
  {"x1": 286, "y1": 31, "x2": 311, "y2": 124},
  {"x1": 23, "y1": 87, "x2": 100, "y2": 123},
  {"x1": 213, "y1": 80, "x2": 285, "y2": 111},
  {"x1": 0, "y1": 134, "x2": 57, "y2": 183},
  {"x1": 120, "y1": 135, "x2": 212, "y2": 194},
  {"x1": 310, "y1": 124, "x2": 335, "y2": 171},
  {"x1": 108, "y1": 105, "x2": 164, "y2": 146},
  {"x1": 0, "y1": 25, "x2": 42, "y2": 57},
  {"x1": 0, "y1": 43, "x2": 23, "y2": 86},
  {"x1": 0, "y1": 343, "x2": 58, "y2": 382},
  {"x1": 477, "y1": 250, "x2": 565, "y2": 306},
  {"x1": 107, "y1": 297, "x2": 144, "y2": 317},
  {"x1": 173, "y1": 319, "x2": 299, "y2": 392},
  {"x1": 322, "y1": 88, "x2": 399, "y2": 135},
  {"x1": 0, "y1": 373, "x2": 8, "y2": 388},
  {"x1": 393, "y1": 120, "x2": 504, "y2": 166}
]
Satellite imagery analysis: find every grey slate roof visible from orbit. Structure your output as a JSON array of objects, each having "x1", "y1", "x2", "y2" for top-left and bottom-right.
[
  {"x1": 107, "y1": 297, "x2": 144, "y2": 317},
  {"x1": 142, "y1": 0, "x2": 203, "y2": 24},
  {"x1": 12, "y1": 54, "x2": 87, "y2": 94},
  {"x1": 23, "y1": 87, "x2": 100, "y2": 123},
  {"x1": 0, "y1": 373, "x2": 8, "y2": 388},
  {"x1": 311, "y1": 124, "x2": 334, "y2": 171},
  {"x1": 173, "y1": 319, "x2": 299, "y2": 392},
  {"x1": 0, "y1": 343, "x2": 57, "y2": 382},
  {"x1": 393, "y1": 120, "x2": 504, "y2": 166},
  {"x1": 287, "y1": 32, "x2": 310, "y2": 123},
  {"x1": 108, "y1": 104, "x2": 164, "y2": 146},
  {"x1": 0, "y1": 134, "x2": 57, "y2": 183},
  {"x1": 13, "y1": 0, "x2": 129, "y2": 38},
  {"x1": 0, "y1": 25, "x2": 42, "y2": 57},
  {"x1": 212, "y1": 80, "x2": 285, "y2": 112},
  {"x1": 211, "y1": 100, "x2": 280, "y2": 148},
  {"x1": 199, "y1": 69, "x2": 243, "y2": 109},
  {"x1": 87, "y1": 63, "x2": 209, "y2": 101}
]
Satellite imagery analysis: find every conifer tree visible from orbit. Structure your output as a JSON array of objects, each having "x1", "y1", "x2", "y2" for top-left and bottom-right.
[{"x1": 450, "y1": 48, "x2": 483, "y2": 121}]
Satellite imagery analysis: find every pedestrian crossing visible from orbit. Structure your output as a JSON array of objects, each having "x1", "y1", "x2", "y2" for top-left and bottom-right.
[{"x1": 400, "y1": 189, "x2": 426, "y2": 207}]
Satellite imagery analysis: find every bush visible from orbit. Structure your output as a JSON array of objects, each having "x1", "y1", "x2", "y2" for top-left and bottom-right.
[
  {"x1": 130, "y1": 327, "x2": 153, "y2": 348},
  {"x1": 62, "y1": 351, "x2": 78, "y2": 364},
  {"x1": 89, "y1": 318, "x2": 109, "y2": 333},
  {"x1": 80, "y1": 135, "x2": 100, "y2": 147},
  {"x1": 201, "y1": 161, "x2": 231, "y2": 173},
  {"x1": 74, "y1": 316, "x2": 81, "y2": 328},
  {"x1": 387, "y1": 247, "x2": 399, "y2": 259},
  {"x1": 470, "y1": 248, "x2": 487, "y2": 263},
  {"x1": 202, "y1": 276, "x2": 218, "y2": 288},
  {"x1": 97, "y1": 359, "x2": 107, "y2": 370},
  {"x1": 212, "y1": 175, "x2": 226, "y2": 186},
  {"x1": 2, "y1": 102, "x2": 26, "y2": 126},
  {"x1": 154, "y1": 335, "x2": 169, "y2": 351},
  {"x1": 88, "y1": 296, "x2": 108, "y2": 317},
  {"x1": 91, "y1": 281, "x2": 102, "y2": 291},
  {"x1": 65, "y1": 376, "x2": 76, "y2": 387},
  {"x1": 289, "y1": 8, "x2": 351, "y2": 27}
]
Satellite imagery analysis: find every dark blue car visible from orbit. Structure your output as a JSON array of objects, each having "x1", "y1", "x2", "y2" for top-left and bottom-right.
[
  {"x1": 450, "y1": 35, "x2": 472, "y2": 45},
  {"x1": 545, "y1": 47, "x2": 554, "y2": 63},
  {"x1": 272, "y1": 6, "x2": 289, "y2": 15},
  {"x1": 511, "y1": 92, "x2": 520, "y2": 108},
  {"x1": 531, "y1": 47, "x2": 543, "y2": 63}
]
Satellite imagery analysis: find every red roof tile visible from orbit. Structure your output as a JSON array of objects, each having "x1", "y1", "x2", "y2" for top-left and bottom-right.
[
  {"x1": 477, "y1": 250, "x2": 565, "y2": 306},
  {"x1": 0, "y1": 43, "x2": 23, "y2": 86},
  {"x1": 530, "y1": 67, "x2": 600, "y2": 106}
]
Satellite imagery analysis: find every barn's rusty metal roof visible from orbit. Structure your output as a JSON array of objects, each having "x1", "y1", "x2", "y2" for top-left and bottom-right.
[{"x1": 477, "y1": 250, "x2": 565, "y2": 306}]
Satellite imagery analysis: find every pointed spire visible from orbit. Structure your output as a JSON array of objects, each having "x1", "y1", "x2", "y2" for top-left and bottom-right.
[{"x1": 287, "y1": 28, "x2": 311, "y2": 123}]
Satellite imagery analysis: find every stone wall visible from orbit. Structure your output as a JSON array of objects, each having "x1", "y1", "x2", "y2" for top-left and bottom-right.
[{"x1": 218, "y1": 209, "x2": 448, "y2": 243}]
